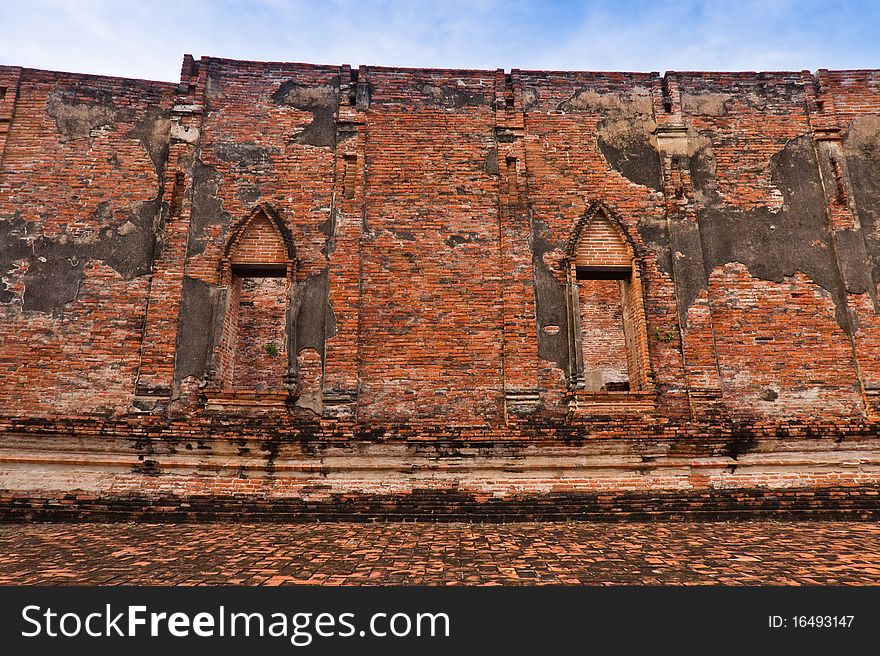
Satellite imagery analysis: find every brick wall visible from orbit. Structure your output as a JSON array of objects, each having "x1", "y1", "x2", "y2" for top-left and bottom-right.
[
  {"x1": 357, "y1": 67, "x2": 503, "y2": 423},
  {"x1": 2, "y1": 57, "x2": 880, "y2": 517},
  {"x1": 0, "y1": 67, "x2": 175, "y2": 415},
  {"x1": 228, "y1": 212, "x2": 289, "y2": 264}
]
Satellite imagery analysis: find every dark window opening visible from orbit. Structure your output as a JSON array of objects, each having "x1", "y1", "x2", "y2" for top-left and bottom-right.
[
  {"x1": 231, "y1": 263, "x2": 287, "y2": 278},
  {"x1": 577, "y1": 266, "x2": 631, "y2": 280}
]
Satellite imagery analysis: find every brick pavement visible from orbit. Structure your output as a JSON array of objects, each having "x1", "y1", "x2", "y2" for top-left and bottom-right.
[{"x1": 1, "y1": 521, "x2": 879, "y2": 585}]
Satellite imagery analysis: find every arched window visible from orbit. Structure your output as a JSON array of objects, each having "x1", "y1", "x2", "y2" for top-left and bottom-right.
[
  {"x1": 564, "y1": 202, "x2": 654, "y2": 411},
  {"x1": 207, "y1": 205, "x2": 296, "y2": 409}
]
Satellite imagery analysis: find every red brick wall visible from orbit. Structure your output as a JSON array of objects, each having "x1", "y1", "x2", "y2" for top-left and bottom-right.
[
  {"x1": 675, "y1": 72, "x2": 872, "y2": 419},
  {"x1": 229, "y1": 212, "x2": 289, "y2": 265},
  {"x1": 357, "y1": 69, "x2": 502, "y2": 423},
  {"x1": 821, "y1": 70, "x2": 880, "y2": 415},
  {"x1": 0, "y1": 59, "x2": 878, "y2": 426},
  {"x1": 709, "y1": 263, "x2": 863, "y2": 418},
  {"x1": 0, "y1": 67, "x2": 175, "y2": 416},
  {"x1": 1, "y1": 57, "x2": 880, "y2": 511}
]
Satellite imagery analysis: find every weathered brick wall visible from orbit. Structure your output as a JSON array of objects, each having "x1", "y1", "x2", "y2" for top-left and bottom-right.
[
  {"x1": 574, "y1": 216, "x2": 631, "y2": 267},
  {"x1": 170, "y1": 59, "x2": 339, "y2": 410},
  {"x1": 517, "y1": 71, "x2": 679, "y2": 414},
  {"x1": 357, "y1": 68, "x2": 504, "y2": 423},
  {"x1": 0, "y1": 67, "x2": 175, "y2": 415},
  {"x1": 2, "y1": 56, "x2": 880, "y2": 516},
  {"x1": 821, "y1": 70, "x2": 880, "y2": 413},
  {"x1": 228, "y1": 212, "x2": 290, "y2": 264},
  {"x1": 674, "y1": 72, "x2": 866, "y2": 420}
]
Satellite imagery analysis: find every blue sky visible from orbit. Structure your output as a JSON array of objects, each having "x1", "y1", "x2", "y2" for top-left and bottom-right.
[{"x1": 0, "y1": 0, "x2": 877, "y2": 81}]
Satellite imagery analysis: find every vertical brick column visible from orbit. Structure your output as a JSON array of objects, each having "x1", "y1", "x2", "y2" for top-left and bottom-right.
[
  {"x1": 0, "y1": 67, "x2": 22, "y2": 167},
  {"x1": 653, "y1": 74, "x2": 724, "y2": 418},
  {"x1": 134, "y1": 55, "x2": 206, "y2": 408},
  {"x1": 322, "y1": 66, "x2": 368, "y2": 418},
  {"x1": 803, "y1": 70, "x2": 879, "y2": 419},
  {"x1": 495, "y1": 70, "x2": 540, "y2": 417}
]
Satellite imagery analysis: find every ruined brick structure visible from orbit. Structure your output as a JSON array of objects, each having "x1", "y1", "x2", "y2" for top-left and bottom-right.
[{"x1": 2, "y1": 55, "x2": 880, "y2": 520}]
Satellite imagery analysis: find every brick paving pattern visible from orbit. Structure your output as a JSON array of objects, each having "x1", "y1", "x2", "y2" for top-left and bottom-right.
[{"x1": 1, "y1": 521, "x2": 879, "y2": 585}]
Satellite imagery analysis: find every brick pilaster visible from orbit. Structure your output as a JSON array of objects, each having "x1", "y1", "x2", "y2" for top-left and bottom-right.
[
  {"x1": 495, "y1": 70, "x2": 540, "y2": 418},
  {"x1": 654, "y1": 73, "x2": 724, "y2": 418},
  {"x1": 0, "y1": 67, "x2": 22, "y2": 167},
  {"x1": 803, "y1": 70, "x2": 880, "y2": 419},
  {"x1": 134, "y1": 55, "x2": 207, "y2": 407},
  {"x1": 322, "y1": 65, "x2": 368, "y2": 418}
]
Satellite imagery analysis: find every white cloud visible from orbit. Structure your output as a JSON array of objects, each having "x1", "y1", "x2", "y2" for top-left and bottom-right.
[{"x1": 0, "y1": 0, "x2": 877, "y2": 81}]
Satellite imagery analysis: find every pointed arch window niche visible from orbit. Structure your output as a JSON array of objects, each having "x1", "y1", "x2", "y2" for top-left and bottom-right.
[
  {"x1": 564, "y1": 202, "x2": 655, "y2": 413},
  {"x1": 204, "y1": 205, "x2": 297, "y2": 412}
]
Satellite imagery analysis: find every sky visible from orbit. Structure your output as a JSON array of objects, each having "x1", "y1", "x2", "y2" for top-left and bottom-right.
[{"x1": 0, "y1": 0, "x2": 877, "y2": 81}]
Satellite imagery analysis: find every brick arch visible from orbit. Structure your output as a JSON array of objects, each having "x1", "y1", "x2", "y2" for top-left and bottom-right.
[
  {"x1": 223, "y1": 204, "x2": 296, "y2": 265},
  {"x1": 565, "y1": 201, "x2": 637, "y2": 263}
]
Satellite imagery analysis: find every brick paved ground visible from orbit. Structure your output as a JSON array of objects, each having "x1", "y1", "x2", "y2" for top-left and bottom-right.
[{"x1": 1, "y1": 521, "x2": 879, "y2": 585}]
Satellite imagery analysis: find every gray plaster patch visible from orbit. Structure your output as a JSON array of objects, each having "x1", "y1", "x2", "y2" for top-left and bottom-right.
[
  {"x1": 445, "y1": 232, "x2": 486, "y2": 247},
  {"x1": 21, "y1": 252, "x2": 85, "y2": 314},
  {"x1": 236, "y1": 185, "x2": 263, "y2": 206},
  {"x1": 557, "y1": 88, "x2": 653, "y2": 116},
  {"x1": 125, "y1": 106, "x2": 172, "y2": 177},
  {"x1": 532, "y1": 218, "x2": 569, "y2": 371},
  {"x1": 187, "y1": 160, "x2": 232, "y2": 258},
  {"x1": 686, "y1": 134, "x2": 852, "y2": 331},
  {"x1": 844, "y1": 115, "x2": 880, "y2": 298},
  {"x1": 598, "y1": 117, "x2": 661, "y2": 190},
  {"x1": 418, "y1": 83, "x2": 489, "y2": 108},
  {"x1": 1, "y1": 197, "x2": 160, "y2": 315},
  {"x1": 174, "y1": 276, "x2": 219, "y2": 383},
  {"x1": 211, "y1": 142, "x2": 278, "y2": 170},
  {"x1": 0, "y1": 213, "x2": 33, "y2": 305},
  {"x1": 634, "y1": 216, "x2": 672, "y2": 277},
  {"x1": 664, "y1": 218, "x2": 709, "y2": 329},
  {"x1": 45, "y1": 88, "x2": 129, "y2": 142},
  {"x1": 555, "y1": 86, "x2": 661, "y2": 190},
  {"x1": 522, "y1": 87, "x2": 539, "y2": 113},
  {"x1": 389, "y1": 227, "x2": 416, "y2": 241},
  {"x1": 681, "y1": 92, "x2": 731, "y2": 117},
  {"x1": 271, "y1": 79, "x2": 339, "y2": 148},
  {"x1": 318, "y1": 211, "x2": 336, "y2": 239},
  {"x1": 296, "y1": 269, "x2": 333, "y2": 356},
  {"x1": 483, "y1": 148, "x2": 499, "y2": 175},
  {"x1": 6, "y1": 201, "x2": 155, "y2": 313}
]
